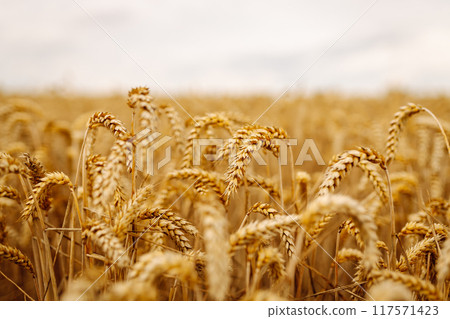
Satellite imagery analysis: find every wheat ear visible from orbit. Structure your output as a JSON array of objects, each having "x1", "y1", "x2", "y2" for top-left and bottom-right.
[
  {"x1": 181, "y1": 113, "x2": 234, "y2": 169},
  {"x1": 230, "y1": 214, "x2": 300, "y2": 253},
  {"x1": 224, "y1": 126, "x2": 288, "y2": 202},
  {"x1": 255, "y1": 247, "x2": 286, "y2": 283},
  {"x1": 21, "y1": 172, "x2": 73, "y2": 221},
  {"x1": 82, "y1": 219, "x2": 130, "y2": 268},
  {"x1": 334, "y1": 248, "x2": 364, "y2": 265},
  {"x1": 197, "y1": 200, "x2": 231, "y2": 300},
  {"x1": 158, "y1": 104, "x2": 184, "y2": 151},
  {"x1": 87, "y1": 111, "x2": 130, "y2": 141},
  {"x1": 371, "y1": 269, "x2": 442, "y2": 301},
  {"x1": 396, "y1": 236, "x2": 441, "y2": 272},
  {"x1": 303, "y1": 195, "x2": 380, "y2": 271},
  {"x1": 127, "y1": 86, "x2": 157, "y2": 132},
  {"x1": 137, "y1": 207, "x2": 197, "y2": 236},
  {"x1": 22, "y1": 153, "x2": 46, "y2": 186},
  {"x1": 248, "y1": 202, "x2": 295, "y2": 256},
  {"x1": 0, "y1": 185, "x2": 20, "y2": 202},
  {"x1": 437, "y1": 238, "x2": 450, "y2": 292},
  {"x1": 168, "y1": 168, "x2": 225, "y2": 204},
  {"x1": 0, "y1": 243, "x2": 35, "y2": 276},
  {"x1": 385, "y1": 103, "x2": 423, "y2": 165},
  {"x1": 91, "y1": 139, "x2": 128, "y2": 213},
  {"x1": 128, "y1": 250, "x2": 197, "y2": 285},
  {"x1": 318, "y1": 147, "x2": 386, "y2": 197},
  {"x1": 0, "y1": 152, "x2": 27, "y2": 176},
  {"x1": 137, "y1": 208, "x2": 194, "y2": 253}
]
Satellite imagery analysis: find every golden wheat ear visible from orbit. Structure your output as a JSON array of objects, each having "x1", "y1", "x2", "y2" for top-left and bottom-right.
[
  {"x1": 385, "y1": 103, "x2": 450, "y2": 165},
  {"x1": 82, "y1": 219, "x2": 130, "y2": 268},
  {"x1": 370, "y1": 269, "x2": 442, "y2": 301},
  {"x1": 20, "y1": 171, "x2": 73, "y2": 221},
  {"x1": 223, "y1": 126, "x2": 288, "y2": 202},
  {"x1": 0, "y1": 243, "x2": 35, "y2": 276},
  {"x1": 196, "y1": 200, "x2": 231, "y2": 300}
]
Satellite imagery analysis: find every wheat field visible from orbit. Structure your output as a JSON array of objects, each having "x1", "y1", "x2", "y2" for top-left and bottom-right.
[{"x1": 0, "y1": 88, "x2": 449, "y2": 301}]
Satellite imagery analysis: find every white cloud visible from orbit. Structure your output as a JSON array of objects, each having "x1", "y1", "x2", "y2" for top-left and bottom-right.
[{"x1": 1, "y1": 0, "x2": 450, "y2": 94}]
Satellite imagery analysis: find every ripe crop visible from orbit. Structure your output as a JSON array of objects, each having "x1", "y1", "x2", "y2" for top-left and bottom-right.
[{"x1": 0, "y1": 89, "x2": 448, "y2": 301}]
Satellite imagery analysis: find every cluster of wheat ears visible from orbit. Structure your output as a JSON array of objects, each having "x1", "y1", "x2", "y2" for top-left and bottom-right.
[{"x1": 0, "y1": 87, "x2": 449, "y2": 301}]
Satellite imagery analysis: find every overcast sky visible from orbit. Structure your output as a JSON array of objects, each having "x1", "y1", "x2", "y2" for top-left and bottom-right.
[{"x1": 1, "y1": 0, "x2": 450, "y2": 95}]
